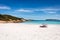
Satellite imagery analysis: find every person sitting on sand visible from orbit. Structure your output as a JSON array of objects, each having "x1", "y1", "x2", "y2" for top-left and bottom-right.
[{"x1": 40, "y1": 24, "x2": 47, "y2": 28}]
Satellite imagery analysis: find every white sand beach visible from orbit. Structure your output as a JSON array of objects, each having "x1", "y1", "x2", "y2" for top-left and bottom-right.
[{"x1": 0, "y1": 23, "x2": 60, "y2": 40}]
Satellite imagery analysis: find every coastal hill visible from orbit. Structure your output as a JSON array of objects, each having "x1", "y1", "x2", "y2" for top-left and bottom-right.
[
  {"x1": 0, "y1": 14, "x2": 27, "y2": 23},
  {"x1": 46, "y1": 19, "x2": 60, "y2": 21}
]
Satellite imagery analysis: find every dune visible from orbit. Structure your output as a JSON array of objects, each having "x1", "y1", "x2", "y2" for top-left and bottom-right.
[{"x1": 0, "y1": 23, "x2": 60, "y2": 40}]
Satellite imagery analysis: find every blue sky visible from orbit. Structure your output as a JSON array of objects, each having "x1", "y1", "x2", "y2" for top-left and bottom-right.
[{"x1": 0, "y1": 0, "x2": 60, "y2": 20}]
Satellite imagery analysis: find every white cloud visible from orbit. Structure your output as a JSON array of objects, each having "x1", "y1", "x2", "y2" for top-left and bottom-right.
[
  {"x1": 37, "y1": 8, "x2": 60, "y2": 13},
  {"x1": 0, "y1": 6, "x2": 11, "y2": 10},
  {"x1": 15, "y1": 8, "x2": 60, "y2": 13},
  {"x1": 55, "y1": 15, "x2": 60, "y2": 16},
  {"x1": 46, "y1": 11, "x2": 56, "y2": 13},
  {"x1": 16, "y1": 9, "x2": 33, "y2": 12},
  {"x1": 40, "y1": 8, "x2": 60, "y2": 11}
]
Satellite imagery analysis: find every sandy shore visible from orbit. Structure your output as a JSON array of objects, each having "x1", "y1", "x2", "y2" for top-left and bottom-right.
[{"x1": 0, "y1": 23, "x2": 60, "y2": 40}]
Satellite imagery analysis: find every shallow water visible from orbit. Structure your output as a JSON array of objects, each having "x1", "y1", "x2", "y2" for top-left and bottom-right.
[{"x1": 23, "y1": 20, "x2": 60, "y2": 24}]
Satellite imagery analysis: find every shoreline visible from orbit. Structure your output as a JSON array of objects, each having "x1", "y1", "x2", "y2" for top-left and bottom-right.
[{"x1": 0, "y1": 23, "x2": 60, "y2": 26}]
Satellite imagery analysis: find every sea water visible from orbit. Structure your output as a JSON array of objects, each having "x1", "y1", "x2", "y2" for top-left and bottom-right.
[{"x1": 22, "y1": 20, "x2": 60, "y2": 24}]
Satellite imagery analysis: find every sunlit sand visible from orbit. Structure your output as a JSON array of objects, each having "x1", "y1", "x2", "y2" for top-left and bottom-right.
[{"x1": 0, "y1": 23, "x2": 60, "y2": 40}]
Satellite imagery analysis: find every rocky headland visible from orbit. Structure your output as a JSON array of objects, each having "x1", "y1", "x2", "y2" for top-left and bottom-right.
[{"x1": 0, "y1": 14, "x2": 27, "y2": 23}]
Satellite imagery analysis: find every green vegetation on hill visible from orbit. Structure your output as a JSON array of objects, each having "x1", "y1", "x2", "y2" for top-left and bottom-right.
[
  {"x1": 0, "y1": 14, "x2": 26, "y2": 23},
  {"x1": 46, "y1": 19, "x2": 60, "y2": 21}
]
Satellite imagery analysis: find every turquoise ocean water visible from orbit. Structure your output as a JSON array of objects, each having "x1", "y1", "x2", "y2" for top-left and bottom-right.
[{"x1": 22, "y1": 20, "x2": 60, "y2": 24}]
